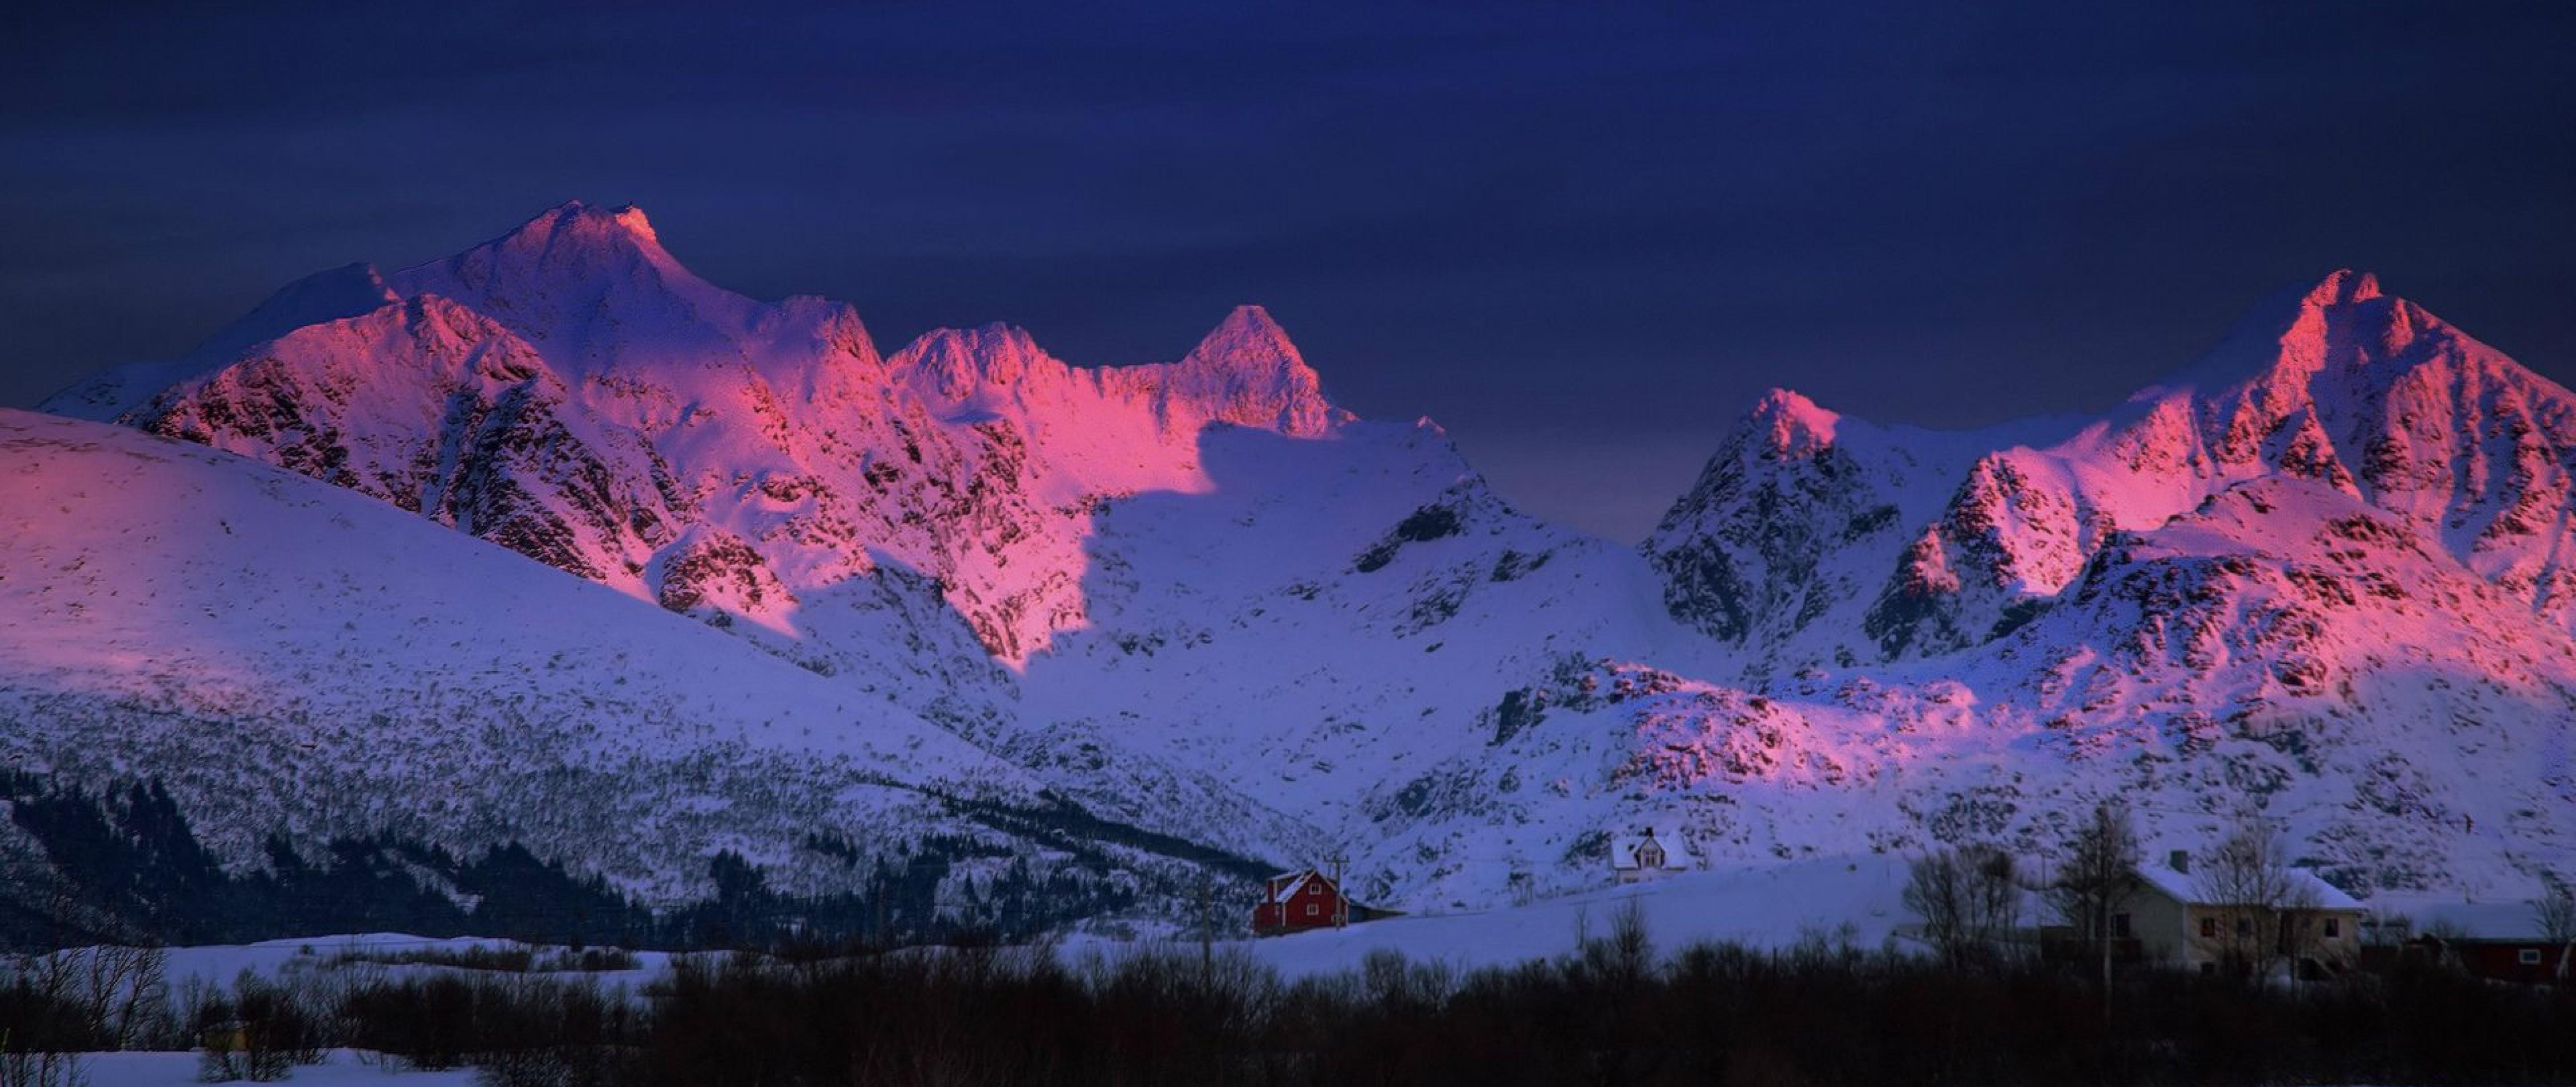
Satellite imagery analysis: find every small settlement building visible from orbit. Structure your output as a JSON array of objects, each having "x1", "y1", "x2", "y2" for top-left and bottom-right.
[
  {"x1": 1612, "y1": 828, "x2": 1693, "y2": 884},
  {"x1": 2121, "y1": 851, "x2": 2366, "y2": 975},
  {"x1": 1253, "y1": 869, "x2": 1349, "y2": 935},
  {"x1": 2405, "y1": 901, "x2": 2573, "y2": 984},
  {"x1": 1252, "y1": 868, "x2": 1402, "y2": 935}
]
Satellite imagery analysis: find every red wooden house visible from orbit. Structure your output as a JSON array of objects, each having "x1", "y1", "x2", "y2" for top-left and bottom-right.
[
  {"x1": 1252, "y1": 869, "x2": 1348, "y2": 935},
  {"x1": 2396, "y1": 901, "x2": 2572, "y2": 984},
  {"x1": 2411, "y1": 935, "x2": 2573, "y2": 984}
]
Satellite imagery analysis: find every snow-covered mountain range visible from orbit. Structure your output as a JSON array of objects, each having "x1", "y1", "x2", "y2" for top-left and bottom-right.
[{"x1": 10, "y1": 203, "x2": 2570, "y2": 926}]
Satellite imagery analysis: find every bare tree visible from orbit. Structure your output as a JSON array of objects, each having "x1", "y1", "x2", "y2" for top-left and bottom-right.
[
  {"x1": 0, "y1": 1034, "x2": 88, "y2": 1087},
  {"x1": 2196, "y1": 818, "x2": 2315, "y2": 981},
  {"x1": 1906, "y1": 844, "x2": 2020, "y2": 970},
  {"x1": 2047, "y1": 801, "x2": 2139, "y2": 991},
  {"x1": 0, "y1": 949, "x2": 92, "y2": 1087},
  {"x1": 2360, "y1": 909, "x2": 2412, "y2": 951},
  {"x1": 1584, "y1": 897, "x2": 1655, "y2": 993},
  {"x1": 40, "y1": 946, "x2": 167, "y2": 1051},
  {"x1": 1906, "y1": 850, "x2": 1969, "y2": 966},
  {"x1": 2534, "y1": 877, "x2": 2575, "y2": 981},
  {"x1": 194, "y1": 970, "x2": 323, "y2": 1083}
]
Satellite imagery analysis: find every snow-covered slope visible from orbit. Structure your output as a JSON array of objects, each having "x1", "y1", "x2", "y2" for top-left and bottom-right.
[
  {"x1": 25, "y1": 204, "x2": 2575, "y2": 922},
  {"x1": 0, "y1": 408, "x2": 1091, "y2": 902}
]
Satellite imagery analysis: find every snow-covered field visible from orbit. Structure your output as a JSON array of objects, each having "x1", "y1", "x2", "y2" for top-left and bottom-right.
[
  {"x1": 24, "y1": 866, "x2": 1909, "y2": 1085},
  {"x1": 29, "y1": 855, "x2": 2548, "y2": 1087},
  {"x1": 1212, "y1": 856, "x2": 1912, "y2": 979},
  {"x1": 98, "y1": 858, "x2": 1920, "y2": 994},
  {"x1": 73, "y1": 1051, "x2": 473, "y2": 1087},
  {"x1": 148, "y1": 934, "x2": 677, "y2": 991}
]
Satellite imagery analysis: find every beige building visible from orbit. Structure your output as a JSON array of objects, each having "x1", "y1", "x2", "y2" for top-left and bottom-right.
[{"x1": 2117, "y1": 851, "x2": 2365, "y2": 975}]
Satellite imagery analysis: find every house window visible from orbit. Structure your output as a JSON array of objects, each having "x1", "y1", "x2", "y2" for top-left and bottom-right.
[
  {"x1": 2323, "y1": 918, "x2": 2340, "y2": 939},
  {"x1": 2111, "y1": 912, "x2": 2132, "y2": 938},
  {"x1": 1305, "y1": 904, "x2": 1319, "y2": 918},
  {"x1": 2236, "y1": 918, "x2": 2252, "y2": 938},
  {"x1": 2200, "y1": 917, "x2": 2217, "y2": 939},
  {"x1": 2521, "y1": 949, "x2": 2543, "y2": 966}
]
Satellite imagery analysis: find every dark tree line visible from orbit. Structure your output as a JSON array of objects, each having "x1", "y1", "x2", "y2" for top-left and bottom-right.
[
  {"x1": 488, "y1": 929, "x2": 2576, "y2": 1086},
  {"x1": 16, "y1": 915, "x2": 2572, "y2": 1087}
]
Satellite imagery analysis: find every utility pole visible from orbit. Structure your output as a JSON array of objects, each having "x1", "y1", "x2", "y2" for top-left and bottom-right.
[
  {"x1": 2100, "y1": 889, "x2": 2114, "y2": 1022},
  {"x1": 1328, "y1": 851, "x2": 1349, "y2": 928},
  {"x1": 1195, "y1": 871, "x2": 1214, "y2": 981}
]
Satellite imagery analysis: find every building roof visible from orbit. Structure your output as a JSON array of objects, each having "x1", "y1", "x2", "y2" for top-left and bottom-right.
[
  {"x1": 1611, "y1": 829, "x2": 1692, "y2": 872},
  {"x1": 1263, "y1": 870, "x2": 1333, "y2": 905},
  {"x1": 2406, "y1": 900, "x2": 2558, "y2": 942},
  {"x1": 2131, "y1": 863, "x2": 2363, "y2": 911}
]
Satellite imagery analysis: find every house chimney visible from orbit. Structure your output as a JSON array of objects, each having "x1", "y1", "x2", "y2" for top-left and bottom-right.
[{"x1": 2168, "y1": 849, "x2": 2190, "y2": 875}]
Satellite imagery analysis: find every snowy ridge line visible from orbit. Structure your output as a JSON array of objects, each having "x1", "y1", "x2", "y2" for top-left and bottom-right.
[{"x1": 13, "y1": 207, "x2": 2575, "y2": 922}]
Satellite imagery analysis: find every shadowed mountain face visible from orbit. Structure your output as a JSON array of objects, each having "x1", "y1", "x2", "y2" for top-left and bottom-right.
[{"x1": 15, "y1": 205, "x2": 2574, "y2": 924}]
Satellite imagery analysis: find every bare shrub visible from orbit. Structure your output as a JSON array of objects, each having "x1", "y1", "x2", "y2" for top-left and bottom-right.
[
  {"x1": 2195, "y1": 818, "x2": 2317, "y2": 980},
  {"x1": 192, "y1": 970, "x2": 324, "y2": 1082},
  {"x1": 1906, "y1": 844, "x2": 2020, "y2": 969},
  {"x1": 2535, "y1": 878, "x2": 2575, "y2": 981},
  {"x1": 2047, "y1": 801, "x2": 2140, "y2": 987}
]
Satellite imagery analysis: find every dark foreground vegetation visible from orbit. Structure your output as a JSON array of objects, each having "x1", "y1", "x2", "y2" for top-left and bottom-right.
[{"x1": 8, "y1": 912, "x2": 2576, "y2": 1087}]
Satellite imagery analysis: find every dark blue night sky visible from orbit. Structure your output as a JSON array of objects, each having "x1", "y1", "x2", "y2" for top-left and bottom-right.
[{"x1": 5, "y1": 1, "x2": 2570, "y2": 537}]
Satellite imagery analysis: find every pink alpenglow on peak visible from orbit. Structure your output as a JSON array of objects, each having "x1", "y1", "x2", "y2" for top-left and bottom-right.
[
  {"x1": 46, "y1": 204, "x2": 1384, "y2": 667},
  {"x1": 899, "y1": 323, "x2": 1050, "y2": 400},
  {"x1": 1166, "y1": 305, "x2": 1348, "y2": 437},
  {"x1": 2303, "y1": 267, "x2": 2383, "y2": 308},
  {"x1": 384, "y1": 200, "x2": 760, "y2": 373},
  {"x1": 452, "y1": 200, "x2": 680, "y2": 272},
  {"x1": 516, "y1": 199, "x2": 665, "y2": 248},
  {"x1": 1744, "y1": 389, "x2": 1840, "y2": 459},
  {"x1": 2153, "y1": 267, "x2": 2411, "y2": 399},
  {"x1": 607, "y1": 203, "x2": 660, "y2": 245}
]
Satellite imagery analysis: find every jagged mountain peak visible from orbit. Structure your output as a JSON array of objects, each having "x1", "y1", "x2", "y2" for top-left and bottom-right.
[
  {"x1": 1741, "y1": 387, "x2": 1842, "y2": 459},
  {"x1": 2137, "y1": 268, "x2": 2576, "y2": 464},
  {"x1": 892, "y1": 322, "x2": 1052, "y2": 397},
  {"x1": 1189, "y1": 303, "x2": 1295, "y2": 358},
  {"x1": 2302, "y1": 267, "x2": 2383, "y2": 309},
  {"x1": 604, "y1": 202, "x2": 662, "y2": 245},
  {"x1": 20, "y1": 212, "x2": 2576, "y2": 923},
  {"x1": 1166, "y1": 305, "x2": 1345, "y2": 436},
  {"x1": 1181, "y1": 305, "x2": 1312, "y2": 386},
  {"x1": 506, "y1": 199, "x2": 667, "y2": 253},
  {"x1": 899, "y1": 321, "x2": 1044, "y2": 365},
  {"x1": 383, "y1": 201, "x2": 756, "y2": 371},
  {"x1": 2153, "y1": 268, "x2": 2458, "y2": 402},
  {"x1": 426, "y1": 200, "x2": 686, "y2": 285}
]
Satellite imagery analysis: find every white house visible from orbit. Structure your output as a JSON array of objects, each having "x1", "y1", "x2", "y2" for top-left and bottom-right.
[
  {"x1": 1611, "y1": 827, "x2": 1693, "y2": 884},
  {"x1": 2119, "y1": 851, "x2": 2365, "y2": 974}
]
